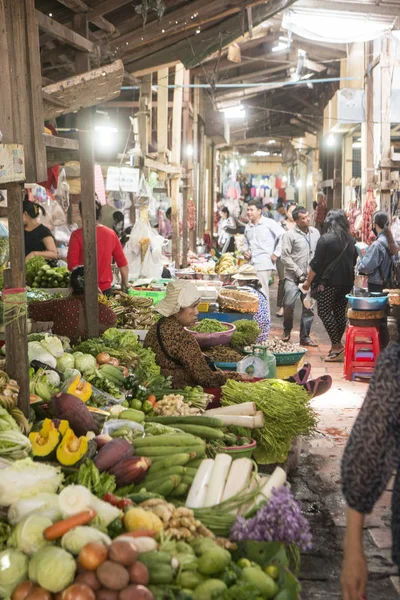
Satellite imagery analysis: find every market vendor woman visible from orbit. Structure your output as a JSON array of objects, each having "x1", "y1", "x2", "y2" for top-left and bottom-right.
[
  {"x1": 23, "y1": 198, "x2": 57, "y2": 261},
  {"x1": 144, "y1": 280, "x2": 246, "y2": 388},
  {"x1": 28, "y1": 266, "x2": 117, "y2": 343}
]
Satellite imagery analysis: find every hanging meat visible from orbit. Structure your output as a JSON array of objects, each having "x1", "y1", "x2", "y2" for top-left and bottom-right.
[{"x1": 363, "y1": 188, "x2": 377, "y2": 244}]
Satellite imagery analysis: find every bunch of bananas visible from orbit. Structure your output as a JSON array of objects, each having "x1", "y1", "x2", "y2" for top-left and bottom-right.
[
  {"x1": 0, "y1": 371, "x2": 29, "y2": 434},
  {"x1": 114, "y1": 293, "x2": 157, "y2": 330},
  {"x1": 216, "y1": 253, "x2": 238, "y2": 274}
]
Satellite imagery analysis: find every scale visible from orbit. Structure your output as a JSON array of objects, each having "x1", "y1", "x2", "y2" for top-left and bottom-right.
[{"x1": 237, "y1": 345, "x2": 277, "y2": 379}]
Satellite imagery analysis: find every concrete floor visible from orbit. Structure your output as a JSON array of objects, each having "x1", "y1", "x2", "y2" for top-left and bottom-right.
[{"x1": 268, "y1": 281, "x2": 399, "y2": 599}]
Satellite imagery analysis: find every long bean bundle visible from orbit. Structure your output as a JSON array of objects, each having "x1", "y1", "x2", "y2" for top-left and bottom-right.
[{"x1": 222, "y1": 379, "x2": 317, "y2": 464}]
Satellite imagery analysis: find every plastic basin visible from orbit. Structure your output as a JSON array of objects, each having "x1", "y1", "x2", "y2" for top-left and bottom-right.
[
  {"x1": 346, "y1": 294, "x2": 388, "y2": 311},
  {"x1": 224, "y1": 439, "x2": 257, "y2": 459},
  {"x1": 185, "y1": 322, "x2": 236, "y2": 348}
]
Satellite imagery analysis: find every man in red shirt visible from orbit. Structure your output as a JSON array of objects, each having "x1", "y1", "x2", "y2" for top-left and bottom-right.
[{"x1": 67, "y1": 201, "x2": 129, "y2": 294}]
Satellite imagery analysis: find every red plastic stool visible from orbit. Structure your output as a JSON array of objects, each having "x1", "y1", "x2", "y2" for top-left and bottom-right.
[{"x1": 344, "y1": 325, "x2": 381, "y2": 381}]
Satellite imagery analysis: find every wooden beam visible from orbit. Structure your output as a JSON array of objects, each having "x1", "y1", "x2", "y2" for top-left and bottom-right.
[
  {"x1": 87, "y1": 0, "x2": 133, "y2": 20},
  {"x1": 74, "y1": 13, "x2": 99, "y2": 338},
  {"x1": 4, "y1": 184, "x2": 30, "y2": 418},
  {"x1": 182, "y1": 69, "x2": 191, "y2": 268},
  {"x1": 157, "y1": 67, "x2": 169, "y2": 159},
  {"x1": 55, "y1": 0, "x2": 117, "y2": 34},
  {"x1": 171, "y1": 64, "x2": 184, "y2": 267},
  {"x1": 36, "y1": 10, "x2": 97, "y2": 52},
  {"x1": 132, "y1": 61, "x2": 179, "y2": 78},
  {"x1": 43, "y1": 133, "x2": 79, "y2": 150},
  {"x1": 144, "y1": 157, "x2": 180, "y2": 174},
  {"x1": 296, "y1": 0, "x2": 399, "y2": 17},
  {"x1": 42, "y1": 90, "x2": 68, "y2": 108}
]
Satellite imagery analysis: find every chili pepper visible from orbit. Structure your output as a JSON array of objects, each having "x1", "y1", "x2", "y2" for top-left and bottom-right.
[
  {"x1": 103, "y1": 493, "x2": 120, "y2": 507},
  {"x1": 116, "y1": 498, "x2": 133, "y2": 510}
]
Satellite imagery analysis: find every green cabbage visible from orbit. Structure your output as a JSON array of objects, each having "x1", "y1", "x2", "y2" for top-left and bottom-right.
[
  {"x1": 0, "y1": 459, "x2": 63, "y2": 507},
  {"x1": 29, "y1": 546, "x2": 76, "y2": 593},
  {"x1": 40, "y1": 335, "x2": 64, "y2": 359},
  {"x1": 43, "y1": 370, "x2": 60, "y2": 388},
  {"x1": 8, "y1": 493, "x2": 61, "y2": 525},
  {"x1": 28, "y1": 342, "x2": 57, "y2": 369},
  {"x1": 0, "y1": 549, "x2": 28, "y2": 598},
  {"x1": 74, "y1": 353, "x2": 97, "y2": 375},
  {"x1": 8, "y1": 514, "x2": 53, "y2": 556},
  {"x1": 56, "y1": 354, "x2": 75, "y2": 374},
  {"x1": 61, "y1": 526, "x2": 111, "y2": 555}
]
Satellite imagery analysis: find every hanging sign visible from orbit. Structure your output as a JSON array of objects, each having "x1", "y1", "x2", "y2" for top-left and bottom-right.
[
  {"x1": 0, "y1": 144, "x2": 25, "y2": 184},
  {"x1": 106, "y1": 166, "x2": 140, "y2": 192}
]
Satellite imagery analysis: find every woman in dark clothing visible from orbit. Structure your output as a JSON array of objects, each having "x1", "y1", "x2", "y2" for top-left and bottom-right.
[
  {"x1": 341, "y1": 332, "x2": 400, "y2": 599},
  {"x1": 23, "y1": 198, "x2": 57, "y2": 261},
  {"x1": 357, "y1": 210, "x2": 397, "y2": 293},
  {"x1": 303, "y1": 210, "x2": 357, "y2": 361}
]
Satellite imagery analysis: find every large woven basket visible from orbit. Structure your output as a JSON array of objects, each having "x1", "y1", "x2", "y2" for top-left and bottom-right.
[{"x1": 218, "y1": 289, "x2": 259, "y2": 313}]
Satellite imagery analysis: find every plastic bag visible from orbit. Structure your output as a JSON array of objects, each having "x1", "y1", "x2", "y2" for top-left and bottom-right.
[
  {"x1": 125, "y1": 219, "x2": 167, "y2": 279},
  {"x1": 0, "y1": 222, "x2": 9, "y2": 269},
  {"x1": 48, "y1": 199, "x2": 66, "y2": 227},
  {"x1": 54, "y1": 168, "x2": 70, "y2": 212},
  {"x1": 102, "y1": 419, "x2": 144, "y2": 436}
]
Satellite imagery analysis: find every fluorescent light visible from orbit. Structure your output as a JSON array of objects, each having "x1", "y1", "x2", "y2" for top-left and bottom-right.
[
  {"x1": 253, "y1": 150, "x2": 270, "y2": 157},
  {"x1": 282, "y1": 175, "x2": 288, "y2": 183},
  {"x1": 268, "y1": 140, "x2": 276, "y2": 145},
  {"x1": 327, "y1": 133, "x2": 336, "y2": 147},
  {"x1": 94, "y1": 125, "x2": 118, "y2": 148},
  {"x1": 240, "y1": 158, "x2": 246, "y2": 166},
  {"x1": 187, "y1": 144, "x2": 194, "y2": 157},
  {"x1": 352, "y1": 141, "x2": 362, "y2": 149},
  {"x1": 95, "y1": 125, "x2": 118, "y2": 133},
  {"x1": 221, "y1": 105, "x2": 246, "y2": 119}
]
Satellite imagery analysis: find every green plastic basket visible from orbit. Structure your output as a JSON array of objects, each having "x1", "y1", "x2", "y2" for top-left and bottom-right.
[
  {"x1": 272, "y1": 348, "x2": 307, "y2": 366},
  {"x1": 224, "y1": 439, "x2": 256, "y2": 459},
  {"x1": 128, "y1": 289, "x2": 166, "y2": 305}
]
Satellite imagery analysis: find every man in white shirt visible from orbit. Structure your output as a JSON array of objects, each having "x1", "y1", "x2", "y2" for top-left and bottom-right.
[{"x1": 244, "y1": 199, "x2": 284, "y2": 309}]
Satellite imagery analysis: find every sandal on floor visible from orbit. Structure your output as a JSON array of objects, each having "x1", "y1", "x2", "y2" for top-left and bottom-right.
[
  {"x1": 300, "y1": 339, "x2": 318, "y2": 348},
  {"x1": 303, "y1": 375, "x2": 332, "y2": 398},
  {"x1": 286, "y1": 362, "x2": 312, "y2": 385},
  {"x1": 324, "y1": 349, "x2": 344, "y2": 362},
  {"x1": 281, "y1": 332, "x2": 291, "y2": 342}
]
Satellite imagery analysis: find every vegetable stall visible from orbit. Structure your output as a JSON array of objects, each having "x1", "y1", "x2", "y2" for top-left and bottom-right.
[{"x1": 0, "y1": 323, "x2": 316, "y2": 600}]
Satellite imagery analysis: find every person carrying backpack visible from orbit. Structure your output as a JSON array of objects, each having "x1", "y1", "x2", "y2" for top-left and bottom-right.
[{"x1": 357, "y1": 211, "x2": 398, "y2": 293}]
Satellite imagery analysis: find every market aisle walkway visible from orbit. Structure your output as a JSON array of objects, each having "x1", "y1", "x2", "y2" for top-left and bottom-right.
[{"x1": 268, "y1": 283, "x2": 399, "y2": 598}]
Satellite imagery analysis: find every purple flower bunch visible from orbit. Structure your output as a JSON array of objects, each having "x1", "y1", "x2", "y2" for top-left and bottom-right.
[{"x1": 230, "y1": 486, "x2": 312, "y2": 551}]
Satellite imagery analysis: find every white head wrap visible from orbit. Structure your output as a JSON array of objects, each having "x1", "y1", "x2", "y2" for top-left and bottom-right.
[{"x1": 156, "y1": 280, "x2": 201, "y2": 317}]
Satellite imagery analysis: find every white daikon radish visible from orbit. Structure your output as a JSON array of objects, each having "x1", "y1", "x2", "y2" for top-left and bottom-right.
[
  {"x1": 203, "y1": 453, "x2": 232, "y2": 507},
  {"x1": 185, "y1": 459, "x2": 214, "y2": 509},
  {"x1": 210, "y1": 415, "x2": 256, "y2": 428},
  {"x1": 253, "y1": 411, "x2": 265, "y2": 428},
  {"x1": 205, "y1": 402, "x2": 257, "y2": 416},
  {"x1": 255, "y1": 467, "x2": 286, "y2": 505},
  {"x1": 221, "y1": 457, "x2": 253, "y2": 503},
  {"x1": 239, "y1": 475, "x2": 261, "y2": 515}
]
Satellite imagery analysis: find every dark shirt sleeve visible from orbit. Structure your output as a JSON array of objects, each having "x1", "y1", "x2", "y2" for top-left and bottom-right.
[
  {"x1": 341, "y1": 344, "x2": 400, "y2": 513},
  {"x1": 309, "y1": 236, "x2": 328, "y2": 275},
  {"x1": 172, "y1": 332, "x2": 228, "y2": 387}
]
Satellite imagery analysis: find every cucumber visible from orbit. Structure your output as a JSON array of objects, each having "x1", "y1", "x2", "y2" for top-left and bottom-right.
[
  {"x1": 170, "y1": 424, "x2": 225, "y2": 440},
  {"x1": 145, "y1": 466, "x2": 187, "y2": 481},
  {"x1": 133, "y1": 434, "x2": 198, "y2": 447},
  {"x1": 148, "y1": 452, "x2": 195, "y2": 473},
  {"x1": 169, "y1": 483, "x2": 189, "y2": 498},
  {"x1": 149, "y1": 565, "x2": 174, "y2": 585},
  {"x1": 142, "y1": 472, "x2": 182, "y2": 490},
  {"x1": 145, "y1": 416, "x2": 224, "y2": 428},
  {"x1": 187, "y1": 458, "x2": 203, "y2": 468},
  {"x1": 139, "y1": 551, "x2": 171, "y2": 568},
  {"x1": 185, "y1": 467, "x2": 198, "y2": 477},
  {"x1": 135, "y1": 444, "x2": 205, "y2": 458},
  {"x1": 119, "y1": 409, "x2": 145, "y2": 423},
  {"x1": 143, "y1": 475, "x2": 181, "y2": 493}
]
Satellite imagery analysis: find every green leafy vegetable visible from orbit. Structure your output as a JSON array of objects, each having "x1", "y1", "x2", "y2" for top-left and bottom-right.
[
  {"x1": 230, "y1": 320, "x2": 260, "y2": 349},
  {"x1": 0, "y1": 459, "x2": 63, "y2": 507},
  {"x1": 74, "y1": 353, "x2": 97, "y2": 376},
  {"x1": 28, "y1": 342, "x2": 57, "y2": 368},
  {"x1": 222, "y1": 379, "x2": 317, "y2": 464},
  {"x1": 65, "y1": 460, "x2": 116, "y2": 498},
  {"x1": 28, "y1": 546, "x2": 76, "y2": 593},
  {"x1": 25, "y1": 256, "x2": 47, "y2": 286},
  {"x1": 0, "y1": 549, "x2": 28, "y2": 598},
  {"x1": 56, "y1": 354, "x2": 75, "y2": 374},
  {"x1": 191, "y1": 319, "x2": 229, "y2": 333},
  {"x1": 61, "y1": 526, "x2": 111, "y2": 555},
  {"x1": 8, "y1": 494, "x2": 61, "y2": 525},
  {"x1": 0, "y1": 408, "x2": 32, "y2": 460}
]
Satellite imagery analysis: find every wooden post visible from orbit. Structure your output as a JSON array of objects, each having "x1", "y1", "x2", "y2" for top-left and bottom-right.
[
  {"x1": 198, "y1": 121, "x2": 206, "y2": 239},
  {"x1": 181, "y1": 69, "x2": 191, "y2": 268},
  {"x1": 362, "y1": 40, "x2": 375, "y2": 209},
  {"x1": 192, "y1": 77, "x2": 200, "y2": 249},
  {"x1": 157, "y1": 67, "x2": 169, "y2": 164},
  {"x1": 74, "y1": 13, "x2": 99, "y2": 338},
  {"x1": 171, "y1": 63, "x2": 184, "y2": 267},
  {"x1": 4, "y1": 184, "x2": 30, "y2": 417},
  {"x1": 380, "y1": 34, "x2": 391, "y2": 212},
  {"x1": 139, "y1": 74, "x2": 152, "y2": 171}
]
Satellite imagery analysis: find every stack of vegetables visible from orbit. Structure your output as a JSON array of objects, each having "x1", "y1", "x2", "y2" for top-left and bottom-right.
[{"x1": 26, "y1": 257, "x2": 70, "y2": 289}]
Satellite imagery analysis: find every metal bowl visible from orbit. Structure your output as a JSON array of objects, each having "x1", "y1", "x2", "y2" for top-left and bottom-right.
[{"x1": 346, "y1": 294, "x2": 388, "y2": 311}]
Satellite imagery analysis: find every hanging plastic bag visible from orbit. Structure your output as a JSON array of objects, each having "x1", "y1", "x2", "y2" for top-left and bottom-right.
[
  {"x1": 54, "y1": 168, "x2": 70, "y2": 212},
  {"x1": 141, "y1": 228, "x2": 168, "y2": 279}
]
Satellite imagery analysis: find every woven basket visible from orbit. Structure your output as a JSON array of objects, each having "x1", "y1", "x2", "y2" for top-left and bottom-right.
[{"x1": 218, "y1": 289, "x2": 259, "y2": 313}]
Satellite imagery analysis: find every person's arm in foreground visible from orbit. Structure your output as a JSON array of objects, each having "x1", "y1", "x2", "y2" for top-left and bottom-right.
[
  {"x1": 341, "y1": 348, "x2": 400, "y2": 600},
  {"x1": 26, "y1": 235, "x2": 57, "y2": 261}
]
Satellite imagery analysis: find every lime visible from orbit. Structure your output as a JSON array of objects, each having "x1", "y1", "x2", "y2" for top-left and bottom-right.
[
  {"x1": 265, "y1": 565, "x2": 280, "y2": 580},
  {"x1": 237, "y1": 558, "x2": 251, "y2": 569},
  {"x1": 130, "y1": 399, "x2": 143, "y2": 411},
  {"x1": 142, "y1": 400, "x2": 154, "y2": 414}
]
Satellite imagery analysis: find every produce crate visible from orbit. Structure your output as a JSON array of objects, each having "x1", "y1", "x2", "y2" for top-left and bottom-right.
[{"x1": 128, "y1": 288, "x2": 166, "y2": 304}]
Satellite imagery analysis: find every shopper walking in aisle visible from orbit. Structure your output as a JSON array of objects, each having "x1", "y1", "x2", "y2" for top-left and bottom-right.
[
  {"x1": 341, "y1": 325, "x2": 400, "y2": 599},
  {"x1": 276, "y1": 203, "x2": 297, "y2": 317},
  {"x1": 244, "y1": 199, "x2": 284, "y2": 309},
  {"x1": 217, "y1": 207, "x2": 236, "y2": 254},
  {"x1": 302, "y1": 210, "x2": 357, "y2": 361},
  {"x1": 280, "y1": 207, "x2": 320, "y2": 345},
  {"x1": 68, "y1": 200, "x2": 129, "y2": 295},
  {"x1": 357, "y1": 210, "x2": 397, "y2": 293}
]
